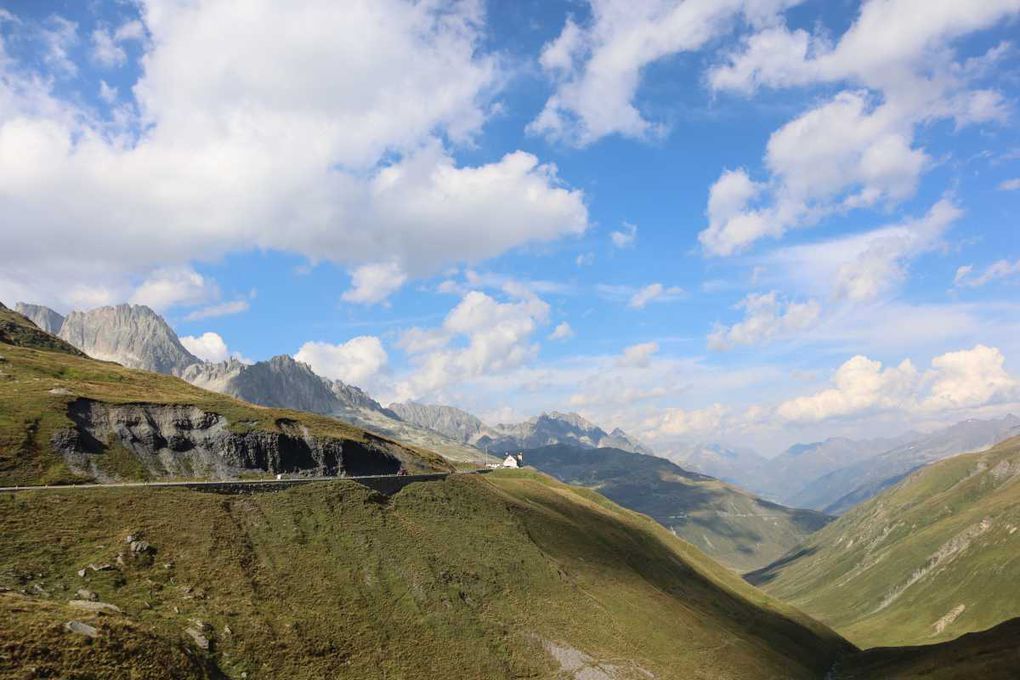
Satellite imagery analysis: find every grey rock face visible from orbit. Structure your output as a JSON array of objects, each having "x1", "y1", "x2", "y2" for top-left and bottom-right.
[
  {"x1": 52, "y1": 397, "x2": 405, "y2": 481},
  {"x1": 388, "y1": 402, "x2": 487, "y2": 443},
  {"x1": 57, "y1": 304, "x2": 199, "y2": 375},
  {"x1": 15, "y1": 302, "x2": 65, "y2": 334}
]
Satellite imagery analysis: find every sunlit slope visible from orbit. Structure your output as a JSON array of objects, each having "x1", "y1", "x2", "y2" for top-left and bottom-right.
[
  {"x1": 0, "y1": 303, "x2": 448, "y2": 485},
  {"x1": 748, "y1": 435, "x2": 1020, "y2": 648},
  {"x1": 525, "y1": 444, "x2": 831, "y2": 571},
  {"x1": 0, "y1": 471, "x2": 849, "y2": 679}
]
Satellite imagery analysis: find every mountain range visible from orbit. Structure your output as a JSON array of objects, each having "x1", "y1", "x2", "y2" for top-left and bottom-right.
[
  {"x1": 668, "y1": 419, "x2": 1020, "y2": 514},
  {"x1": 747, "y1": 434, "x2": 1020, "y2": 649},
  {"x1": 521, "y1": 443, "x2": 832, "y2": 572}
]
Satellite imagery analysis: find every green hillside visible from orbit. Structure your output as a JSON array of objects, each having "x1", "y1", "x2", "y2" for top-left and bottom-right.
[
  {"x1": 0, "y1": 303, "x2": 449, "y2": 485},
  {"x1": 747, "y1": 435, "x2": 1020, "y2": 648},
  {"x1": 0, "y1": 471, "x2": 849, "y2": 679},
  {"x1": 524, "y1": 444, "x2": 831, "y2": 572}
]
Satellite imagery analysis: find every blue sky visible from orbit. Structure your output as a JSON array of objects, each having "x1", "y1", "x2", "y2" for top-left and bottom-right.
[{"x1": 2, "y1": 0, "x2": 1018, "y2": 455}]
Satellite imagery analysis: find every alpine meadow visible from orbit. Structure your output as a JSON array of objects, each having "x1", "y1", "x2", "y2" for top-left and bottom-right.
[{"x1": 1, "y1": 1, "x2": 1018, "y2": 678}]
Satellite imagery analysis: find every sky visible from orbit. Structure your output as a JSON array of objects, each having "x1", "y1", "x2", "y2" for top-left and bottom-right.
[{"x1": 1, "y1": 0, "x2": 1018, "y2": 456}]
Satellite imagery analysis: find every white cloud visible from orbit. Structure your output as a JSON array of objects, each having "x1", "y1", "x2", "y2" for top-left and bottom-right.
[
  {"x1": 628, "y1": 283, "x2": 684, "y2": 309},
  {"x1": 0, "y1": 1, "x2": 588, "y2": 308},
  {"x1": 999, "y1": 178, "x2": 1020, "y2": 191},
  {"x1": 576, "y1": 252, "x2": 595, "y2": 266},
  {"x1": 393, "y1": 289, "x2": 551, "y2": 400},
  {"x1": 91, "y1": 28, "x2": 126, "y2": 67},
  {"x1": 644, "y1": 404, "x2": 729, "y2": 437},
  {"x1": 617, "y1": 341, "x2": 659, "y2": 368},
  {"x1": 549, "y1": 321, "x2": 575, "y2": 340},
  {"x1": 700, "y1": 0, "x2": 1018, "y2": 254},
  {"x1": 763, "y1": 199, "x2": 962, "y2": 301},
  {"x1": 529, "y1": 0, "x2": 804, "y2": 145},
  {"x1": 342, "y1": 262, "x2": 408, "y2": 305},
  {"x1": 98, "y1": 80, "x2": 118, "y2": 103},
  {"x1": 184, "y1": 298, "x2": 251, "y2": 321},
  {"x1": 776, "y1": 345, "x2": 1017, "y2": 422},
  {"x1": 955, "y1": 259, "x2": 1020, "y2": 288},
  {"x1": 294, "y1": 336, "x2": 389, "y2": 387},
  {"x1": 922, "y1": 345, "x2": 1017, "y2": 411},
  {"x1": 40, "y1": 16, "x2": 78, "y2": 76},
  {"x1": 610, "y1": 221, "x2": 637, "y2": 248},
  {"x1": 180, "y1": 331, "x2": 233, "y2": 363},
  {"x1": 129, "y1": 266, "x2": 218, "y2": 311},
  {"x1": 708, "y1": 291, "x2": 819, "y2": 350}
]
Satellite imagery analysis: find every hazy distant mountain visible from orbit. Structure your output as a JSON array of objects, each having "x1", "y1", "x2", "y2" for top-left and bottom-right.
[
  {"x1": 14, "y1": 302, "x2": 65, "y2": 334},
  {"x1": 55, "y1": 304, "x2": 200, "y2": 375},
  {"x1": 391, "y1": 403, "x2": 653, "y2": 456},
  {"x1": 666, "y1": 444, "x2": 768, "y2": 490},
  {"x1": 762, "y1": 434, "x2": 919, "y2": 503},
  {"x1": 524, "y1": 443, "x2": 831, "y2": 572},
  {"x1": 791, "y1": 415, "x2": 1020, "y2": 513}
]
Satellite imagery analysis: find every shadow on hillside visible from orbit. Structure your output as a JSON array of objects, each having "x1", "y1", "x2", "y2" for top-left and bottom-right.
[{"x1": 743, "y1": 546, "x2": 819, "y2": 586}]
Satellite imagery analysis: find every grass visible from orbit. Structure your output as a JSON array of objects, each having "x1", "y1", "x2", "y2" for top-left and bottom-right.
[
  {"x1": 0, "y1": 304, "x2": 450, "y2": 485},
  {"x1": 0, "y1": 470, "x2": 850, "y2": 679},
  {"x1": 748, "y1": 435, "x2": 1020, "y2": 648}
]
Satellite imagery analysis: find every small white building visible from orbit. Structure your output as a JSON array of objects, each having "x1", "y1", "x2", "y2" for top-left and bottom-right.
[{"x1": 501, "y1": 453, "x2": 519, "y2": 468}]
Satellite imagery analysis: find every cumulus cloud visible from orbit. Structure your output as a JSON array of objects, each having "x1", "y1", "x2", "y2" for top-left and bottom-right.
[
  {"x1": 179, "y1": 331, "x2": 249, "y2": 364},
  {"x1": 549, "y1": 321, "x2": 575, "y2": 340},
  {"x1": 129, "y1": 266, "x2": 218, "y2": 311},
  {"x1": 708, "y1": 291, "x2": 819, "y2": 350},
  {"x1": 529, "y1": 0, "x2": 804, "y2": 145},
  {"x1": 628, "y1": 283, "x2": 684, "y2": 309},
  {"x1": 644, "y1": 404, "x2": 729, "y2": 437},
  {"x1": 999, "y1": 178, "x2": 1020, "y2": 191},
  {"x1": 700, "y1": 0, "x2": 1017, "y2": 254},
  {"x1": 342, "y1": 262, "x2": 408, "y2": 305},
  {"x1": 294, "y1": 336, "x2": 389, "y2": 387},
  {"x1": 0, "y1": 0, "x2": 588, "y2": 309},
  {"x1": 610, "y1": 221, "x2": 637, "y2": 248},
  {"x1": 776, "y1": 345, "x2": 1017, "y2": 422},
  {"x1": 393, "y1": 289, "x2": 551, "y2": 400}
]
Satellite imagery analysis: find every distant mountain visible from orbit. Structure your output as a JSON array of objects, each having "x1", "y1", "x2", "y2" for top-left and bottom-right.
[
  {"x1": 182, "y1": 357, "x2": 490, "y2": 464},
  {"x1": 523, "y1": 443, "x2": 832, "y2": 572},
  {"x1": 665, "y1": 443, "x2": 768, "y2": 490},
  {"x1": 14, "y1": 302, "x2": 64, "y2": 334},
  {"x1": 748, "y1": 435, "x2": 1020, "y2": 648},
  {"x1": 388, "y1": 402, "x2": 488, "y2": 443},
  {"x1": 791, "y1": 415, "x2": 1020, "y2": 513},
  {"x1": 53, "y1": 303, "x2": 200, "y2": 375},
  {"x1": 390, "y1": 403, "x2": 653, "y2": 456}
]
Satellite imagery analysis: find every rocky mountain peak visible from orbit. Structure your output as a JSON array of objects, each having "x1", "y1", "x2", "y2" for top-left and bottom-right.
[
  {"x1": 56, "y1": 304, "x2": 199, "y2": 375},
  {"x1": 15, "y1": 302, "x2": 65, "y2": 334}
]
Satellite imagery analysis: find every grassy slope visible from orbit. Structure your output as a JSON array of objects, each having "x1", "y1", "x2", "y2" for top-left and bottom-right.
[
  {"x1": 748, "y1": 435, "x2": 1020, "y2": 648},
  {"x1": 0, "y1": 471, "x2": 849, "y2": 679},
  {"x1": 525, "y1": 444, "x2": 831, "y2": 572},
  {"x1": 0, "y1": 305, "x2": 449, "y2": 485}
]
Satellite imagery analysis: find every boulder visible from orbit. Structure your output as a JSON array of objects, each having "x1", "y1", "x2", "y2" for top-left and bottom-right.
[
  {"x1": 76, "y1": 589, "x2": 98, "y2": 601},
  {"x1": 64, "y1": 620, "x2": 99, "y2": 638},
  {"x1": 68, "y1": 600, "x2": 121, "y2": 614}
]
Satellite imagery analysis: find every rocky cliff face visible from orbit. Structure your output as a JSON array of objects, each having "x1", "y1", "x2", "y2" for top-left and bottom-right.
[
  {"x1": 14, "y1": 303, "x2": 65, "y2": 334},
  {"x1": 388, "y1": 402, "x2": 488, "y2": 443},
  {"x1": 57, "y1": 304, "x2": 200, "y2": 375},
  {"x1": 53, "y1": 398, "x2": 403, "y2": 481}
]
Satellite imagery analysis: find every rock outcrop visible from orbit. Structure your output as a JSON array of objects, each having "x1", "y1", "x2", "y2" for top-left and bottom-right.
[
  {"x1": 53, "y1": 398, "x2": 404, "y2": 481},
  {"x1": 57, "y1": 304, "x2": 200, "y2": 375}
]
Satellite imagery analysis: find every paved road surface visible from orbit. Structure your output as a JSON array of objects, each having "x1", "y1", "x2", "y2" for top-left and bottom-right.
[{"x1": 0, "y1": 470, "x2": 489, "y2": 495}]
